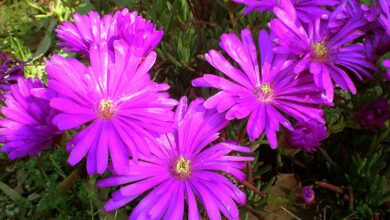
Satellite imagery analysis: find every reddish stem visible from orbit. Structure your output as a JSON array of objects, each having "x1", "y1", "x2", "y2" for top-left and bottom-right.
[
  {"x1": 242, "y1": 180, "x2": 266, "y2": 199},
  {"x1": 244, "y1": 205, "x2": 269, "y2": 220},
  {"x1": 246, "y1": 162, "x2": 253, "y2": 184},
  {"x1": 315, "y1": 181, "x2": 344, "y2": 193}
]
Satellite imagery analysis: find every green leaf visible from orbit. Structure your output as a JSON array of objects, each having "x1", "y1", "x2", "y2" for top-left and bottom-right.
[
  {"x1": 0, "y1": 181, "x2": 23, "y2": 202},
  {"x1": 75, "y1": 2, "x2": 95, "y2": 14},
  {"x1": 33, "y1": 34, "x2": 52, "y2": 58},
  {"x1": 33, "y1": 19, "x2": 57, "y2": 58},
  {"x1": 10, "y1": 37, "x2": 32, "y2": 60}
]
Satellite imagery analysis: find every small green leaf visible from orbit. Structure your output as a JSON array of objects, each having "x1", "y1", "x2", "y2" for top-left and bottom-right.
[{"x1": 0, "y1": 181, "x2": 23, "y2": 202}]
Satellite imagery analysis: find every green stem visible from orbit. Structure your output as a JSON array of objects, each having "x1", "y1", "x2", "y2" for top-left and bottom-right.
[{"x1": 318, "y1": 147, "x2": 336, "y2": 167}]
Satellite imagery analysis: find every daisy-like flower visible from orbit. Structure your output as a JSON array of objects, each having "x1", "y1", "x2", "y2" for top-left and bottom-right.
[
  {"x1": 0, "y1": 51, "x2": 25, "y2": 99},
  {"x1": 378, "y1": 0, "x2": 390, "y2": 36},
  {"x1": 233, "y1": 0, "x2": 339, "y2": 22},
  {"x1": 301, "y1": 186, "x2": 315, "y2": 205},
  {"x1": 284, "y1": 120, "x2": 327, "y2": 152},
  {"x1": 46, "y1": 40, "x2": 177, "y2": 174},
  {"x1": 192, "y1": 29, "x2": 326, "y2": 148},
  {"x1": 354, "y1": 98, "x2": 390, "y2": 129},
  {"x1": 115, "y1": 9, "x2": 164, "y2": 55},
  {"x1": 0, "y1": 78, "x2": 61, "y2": 159},
  {"x1": 365, "y1": 24, "x2": 390, "y2": 60},
  {"x1": 328, "y1": 0, "x2": 375, "y2": 32},
  {"x1": 56, "y1": 10, "x2": 117, "y2": 55},
  {"x1": 384, "y1": 59, "x2": 390, "y2": 80},
  {"x1": 56, "y1": 9, "x2": 162, "y2": 56},
  {"x1": 97, "y1": 97, "x2": 253, "y2": 220},
  {"x1": 269, "y1": 0, "x2": 376, "y2": 101}
]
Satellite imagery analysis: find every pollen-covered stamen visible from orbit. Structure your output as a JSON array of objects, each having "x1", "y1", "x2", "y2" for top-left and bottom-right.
[
  {"x1": 312, "y1": 42, "x2": 328, "y2": 57},
  {"x1": 173, "y1": 155, "x2": 191, "y2": 179},
  {"x1": 98, "y1": 100, "x2": 115, "y2": 119},
  {"x1": 261, "y1": 83, "x2": 272, "y2": 94},
  {"x1": 254, "y1": 83, "x2": 273, "y2": 102}
]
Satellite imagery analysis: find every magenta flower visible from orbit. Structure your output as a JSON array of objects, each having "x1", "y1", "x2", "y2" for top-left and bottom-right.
[
  {"x1": 192, "y1": 29, "x2": 326, "y2": 148},
  {"x1": 328, "y1": 0, "x2": 375, "y2": 32},
  {"x1": 56, "y1": 9, "x2": 162, "y2": 56},
  {"x1": 46, "y1": 41, "x2": 177, "y2": 174},
  {"x1": 365, "y1": 25, "x2": 390, "y2": 60},
  {"x1": 233, "y1": 0, "x2": 339, "y2": 22},
  {"x1": 384, "y1": 59, "x2": 390, "y2": 80},
  {"x1": 97, "y1": 97, "x2": 253, "y2": 220},
  {"x1": 0, "y1": 51, "x2": 25, "y2": 99},
  {"x1": 269, "y1": 0, "x2": 376, "y2": 101},
  {"x1": 115, "y1": 9, "x2": 163, "y2": 55},
  {"x1": 284, "y1": 120, "x2": 327, "y2": 152},
  {"x1": 56, "y1": 11, "x2": 117, "y2": 55},
  {"x1": 301, "y1": 186, "x2": 315, "y2": 204},
  {"x1": 360, "y1": 4, "x2": 380, "y2": 23},
  {"x1": 354, "y1": 98, "x2": 390, "y2": 130},
  {"x1": 378, "y1": 0, "x2": 390, "y2": 37},
  {"x1": 362, "y1": 0, "x2": 390, "y2": 60},
  {"x1": 0, "y1": 78, "x2": 61, "y2": 159}
]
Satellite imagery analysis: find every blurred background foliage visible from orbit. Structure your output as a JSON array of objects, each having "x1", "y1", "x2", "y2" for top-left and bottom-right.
[{"x1": 0, "y1": 0, "x2": 389, "y2": 219}]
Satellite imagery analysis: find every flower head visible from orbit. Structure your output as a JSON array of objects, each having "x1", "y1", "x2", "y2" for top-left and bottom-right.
[
  {"x1": 384, "y1": 59, "x2": 390, "y2": 80},
  {"x1": 378, "y1": 0, "x2": 390, "y2": 37},
  {"x1": 115, "y1": 9, "x2": 163, "y2": 55},
  {"x1": 0, "y1": 51, "x2": 25, "y2": 99},
  {"x1": 269, "y1": 0, "x2": 376, "y2": 101},
  {"x1": 328, "y1": 0, "x2": 375, "y2": 32},
  {"x1": 56, "y1": 11, "x2": 117, "y2": 55},
  {"x1": 284, "y1": 120, "x2": 327, "y2": 152},
  {"x1": 362, "y1": 0, "x2": 390, "y2": 59},
  {"x1": 192, "y1": 29, "x2": 326, "y2": 148},
  {"x1": 56, "y1": 9, "x2": 162, "y2": 56},
  {"x1": 233, "y1": 0, "x2": 339, "y2": 22},
  {"x1": 365, "y1": 25, "x2": 390, "y2": 59},
  {"x1": 0, "y1": 78, "x2": 61, "y2": 159},
  {"x1": 328, "y1": 0, "x2": 363, "y2": 32},
  {"x1": 46, "y1": 40, "x2": 177, "y2": 174},
  {"x1": 301, "y1": 186, "x2": 315, "y2": 204},
  {"x1": 354, "y1": 98, "x2": 390, "y2": 129},
  {"x1": 97, "y1": 97, "x2": 253, "y2": 219}
]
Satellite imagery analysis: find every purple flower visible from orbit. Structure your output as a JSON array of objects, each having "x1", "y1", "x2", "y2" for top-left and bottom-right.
[
  {"x1": 0, "y1": 52, "x2": 25, "y2": 99},
  {"x1": 115, "y1": 9, "x2": 163, "y2": 55},
  {"x1": 354, "y1": 98, "x2": 390, "y2": 130},
  {"x1": 97, "y1": 97, "x2": 253, "y2": 219},
  {"x1": 384, "y1": 59, "x2": 390, "y2": 80},
  {"x1": 284, "y1": 120, "x2": 327, "y2": 152},
  {"x1": 46, "y1": 40, "x2": 177, "y2": 174},
  {"x1": 233, "y1": 0, "x2": 339, "y2": 22},
  {"x1": 269, "y1": 0, "x2": 376, "y2": 102},
  {"x1": 56, "y1": 9, "x2": 162, "y2": 56},
  {"x1": 0, "y1": 78, "x2": 61, "y2": 159},
  {"x1": 301, "y1": 186, "x2": 315, "y2": 204},
  {"x1": 361, "y1": 4, "x2": 380, "y2": 23},
  {"x1": 192, "y1": 29, "x2": 326, "y2": 148},
  {"x1": 365, "y1": 25, "x2": 390, "y2": 59},
  {"x1": 232, "y1": 0, "x2": 277, "y2": 13},
  {"x1": 56, "y1": 11, "x2": 117, "y2": 55},
  {"x1": 378, "y1": 0, "x2": 390, "y2": 37},
  {"x1": 363, "y1": 1, "x2": 390, "y2": 59},
  {"x1": 328, "y1": 0, "x2": 375, "y2": 32}
]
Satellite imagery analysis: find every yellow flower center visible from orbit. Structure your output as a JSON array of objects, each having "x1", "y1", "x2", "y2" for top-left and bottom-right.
[
  {"x1": 312, "y1": 42, "x2": 328, "y2": 57},
  {"x1": 98, "y1": 100, "x2": 115, "y2": 119},
  {"x1": 254, "y1": 83, "x2": 273, "y2": 102},
  {"x1": 174, "y1": 156, "x2": 191, "y2": 179},
  {"x1": 261, "y1": 83, "x2": 272, "y2": 94}
]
